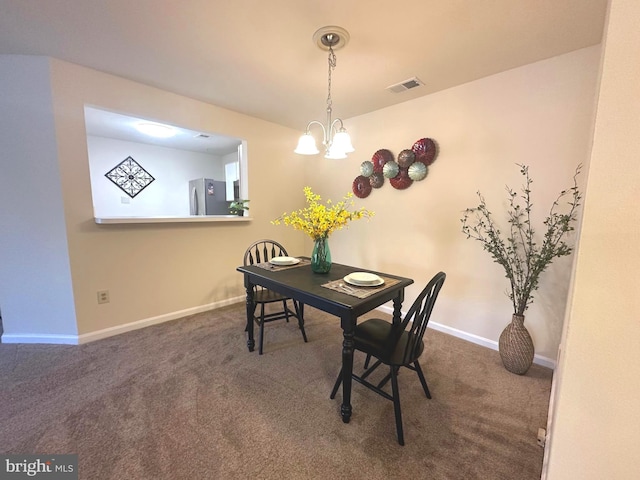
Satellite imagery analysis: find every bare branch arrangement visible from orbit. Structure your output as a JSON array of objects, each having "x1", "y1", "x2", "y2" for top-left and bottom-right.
[{"x1": 461, "y1": 164, "x2": 583, "y2": 315}]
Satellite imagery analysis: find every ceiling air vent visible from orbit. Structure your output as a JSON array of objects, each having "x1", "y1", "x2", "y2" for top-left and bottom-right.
[{"x1": 386, "y1": 77, "x2": 424, "y2": 94}]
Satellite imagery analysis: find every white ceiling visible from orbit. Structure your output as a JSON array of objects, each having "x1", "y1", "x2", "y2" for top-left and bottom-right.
[
  {"x1": 0, "y1": 0, "x2": 608, "y2": 152},
  {"x1": 83, "y1": 106, "x2": 243, "y2": 155}
]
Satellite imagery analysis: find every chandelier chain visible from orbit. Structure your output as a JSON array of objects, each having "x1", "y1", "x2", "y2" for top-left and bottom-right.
[{"x1": 326, "y1": 45, "x2": 337, "y2": 113}]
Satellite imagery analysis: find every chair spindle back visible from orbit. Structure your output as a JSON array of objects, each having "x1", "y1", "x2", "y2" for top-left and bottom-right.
[
  {"x1": 244, "y1": 239, "x2": 288, "y2": 266},
  {"x1": 399, "y1": 271, "x2": 446, "y2": 363}
]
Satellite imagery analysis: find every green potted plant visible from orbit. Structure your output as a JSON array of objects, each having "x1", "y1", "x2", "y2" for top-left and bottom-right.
[
  {"x1": 461, "y1": 164, "x2": 582, "y2": 374},
  {"x1": 229, "y1": 199, "x2": 250, "y2": 216}
]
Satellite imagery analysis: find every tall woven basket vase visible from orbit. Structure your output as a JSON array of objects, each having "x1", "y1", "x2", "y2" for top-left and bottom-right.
[{"x1": 499, "y1": 314, "x2": 535, "y2": 375}]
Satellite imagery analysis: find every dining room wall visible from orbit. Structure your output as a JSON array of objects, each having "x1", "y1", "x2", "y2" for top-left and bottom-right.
[
  {"x1": 0, "y1": 55, "x2": 308, "y2": 341},
  {"x1": 51, "y1": 58, "x2": 314, "y2": 338},
  {"x1": 303, "y1": 45, "x2": 601, "y2": 363},
  {"x1": 1, "y1": 46, "x2": 600, "y2": 362}
]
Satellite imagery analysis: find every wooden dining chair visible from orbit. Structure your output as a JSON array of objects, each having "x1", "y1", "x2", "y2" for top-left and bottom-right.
[
  {"x1": 330, "y1": 271, "x2": 446, "y2": 445},
  {"x1": 243, "y1": 239, "x2": 307, "y2": 354}
]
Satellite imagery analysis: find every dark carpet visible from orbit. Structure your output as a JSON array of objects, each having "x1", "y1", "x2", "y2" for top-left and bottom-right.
[{"x1": 0, "y1": 303, "x2": 552, "y2": 479}]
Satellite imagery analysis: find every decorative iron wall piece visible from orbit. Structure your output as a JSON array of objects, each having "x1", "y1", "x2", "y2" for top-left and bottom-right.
[
  {"x1": 105, "y1": 156, "x2": 155, "y2": 198},
  {"x1": 352, "y1": 138, "x2": 438, "y2": 197}
]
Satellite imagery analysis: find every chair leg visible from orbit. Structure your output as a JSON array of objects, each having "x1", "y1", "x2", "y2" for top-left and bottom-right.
[
  {"x1": 258, "y1": 304, "x2": 266, "y2": 355},
  {"x1": 413, "y1": 361, "x2": 432, "y2": 399},
  {"x1": 364, "y1": 353, "x2": 372, "y2": 369},
  {"x1": 390, "y1": 366, "x2": 405, "y2": 446},
  {"x1": 282, "y1": 300, "x2": 290, "y2": 322},
  {"x1": 376, "y1": 370, "x2": 392, "y2": 390},
  {"x1": 361, "y1": 359, "x2": 383, "y2": 381},
  {"x1": 293, "y1": 300, "x2": 308, "y2": 343},
  {"x1": 330, "y1": 368, "x2": 343, "y2": 399}
]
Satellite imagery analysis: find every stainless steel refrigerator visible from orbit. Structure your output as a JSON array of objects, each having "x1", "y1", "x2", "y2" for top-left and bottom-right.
[{"x1": 189, "y1": 178, "x2": 229, "y2": 215}]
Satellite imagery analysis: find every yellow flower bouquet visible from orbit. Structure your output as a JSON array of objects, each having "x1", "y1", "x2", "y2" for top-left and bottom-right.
[{"x1": 273, "y1": 187, "x2": 374, "y2": 272}]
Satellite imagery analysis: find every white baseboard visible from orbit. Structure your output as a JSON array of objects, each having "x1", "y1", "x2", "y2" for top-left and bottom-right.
[
  {"x1": 77, "y1": 296, "x2": 245, "y2": 344},
  {"x1": 0, "y1": 333, "x2": 80, "y2": 345},
  {"x1": 0, "y1": 296, "x2": 245, "y2": 345},
  {"x1": 377, "y1": 305, "x2": 556, "y2": 370},
  {"x1": 1, "y1": 298, "x2": 556, "y2": 369}
]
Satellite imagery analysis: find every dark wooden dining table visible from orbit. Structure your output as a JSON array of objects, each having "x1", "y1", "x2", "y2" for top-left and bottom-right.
[{"x1": 236, "y1": 258, "x2": 414, "y2": 423}]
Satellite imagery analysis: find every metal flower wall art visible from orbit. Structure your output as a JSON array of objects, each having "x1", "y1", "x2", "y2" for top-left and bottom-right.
[
  {"x1": 351, "y1": 137, "x2": 438, "y2": 198},
  {"x1": 105, "y1": 156, "x2": 155, "y2": 198}
]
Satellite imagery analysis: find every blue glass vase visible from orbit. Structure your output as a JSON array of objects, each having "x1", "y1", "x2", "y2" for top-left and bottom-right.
[{"x1": 311, "y1": 237, "x2": 332, "y2": 273}]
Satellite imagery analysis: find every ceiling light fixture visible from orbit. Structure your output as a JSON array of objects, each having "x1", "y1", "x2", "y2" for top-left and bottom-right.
[
  {"x1": 295, "y1": 26, "x2": 354, "y2": 160},
  {"x1": 135, "y1": 122, "x2": 176, "y2": 138}
]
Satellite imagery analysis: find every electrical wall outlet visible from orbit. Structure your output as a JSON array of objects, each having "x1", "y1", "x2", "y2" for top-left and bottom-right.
[
  {"x1": 97, "y1": 290, "x2": 110, "y2": 304},
  {"x1": 537, "y1": 428, "x2": 546, "y2": 447}
]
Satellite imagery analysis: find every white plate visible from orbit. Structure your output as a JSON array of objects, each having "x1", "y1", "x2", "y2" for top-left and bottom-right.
[
  {"x1": 269, "y1": 256, "x2": 300, "y2": 266},
  {"x1": 347, "y1": 272, "x2": 382, "y2": 284},
  {"x1": 344, "y1": 272, "x2": 384, "y2": 287}
]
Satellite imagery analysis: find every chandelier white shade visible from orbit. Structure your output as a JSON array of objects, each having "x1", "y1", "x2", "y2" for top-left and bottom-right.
[
  {"x1": 294, "y1": 132, "x2": 320, "y2": 155},
  {"x1": 295, "y1": 26, "x2": 354, "y2": 159}
]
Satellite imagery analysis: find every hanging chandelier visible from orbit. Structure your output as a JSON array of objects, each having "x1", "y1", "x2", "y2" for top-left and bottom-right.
[{"x1": 295, "y1": 26, "x2": 354, "y2": 160}]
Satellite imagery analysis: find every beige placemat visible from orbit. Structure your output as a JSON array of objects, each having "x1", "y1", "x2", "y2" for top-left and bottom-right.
[
  {"x1": 322, "y1": 276, "x2": 400, "y2": 299},
  {"x1": 254, "y1": 257, "x2": 310, "y2": 271}
]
